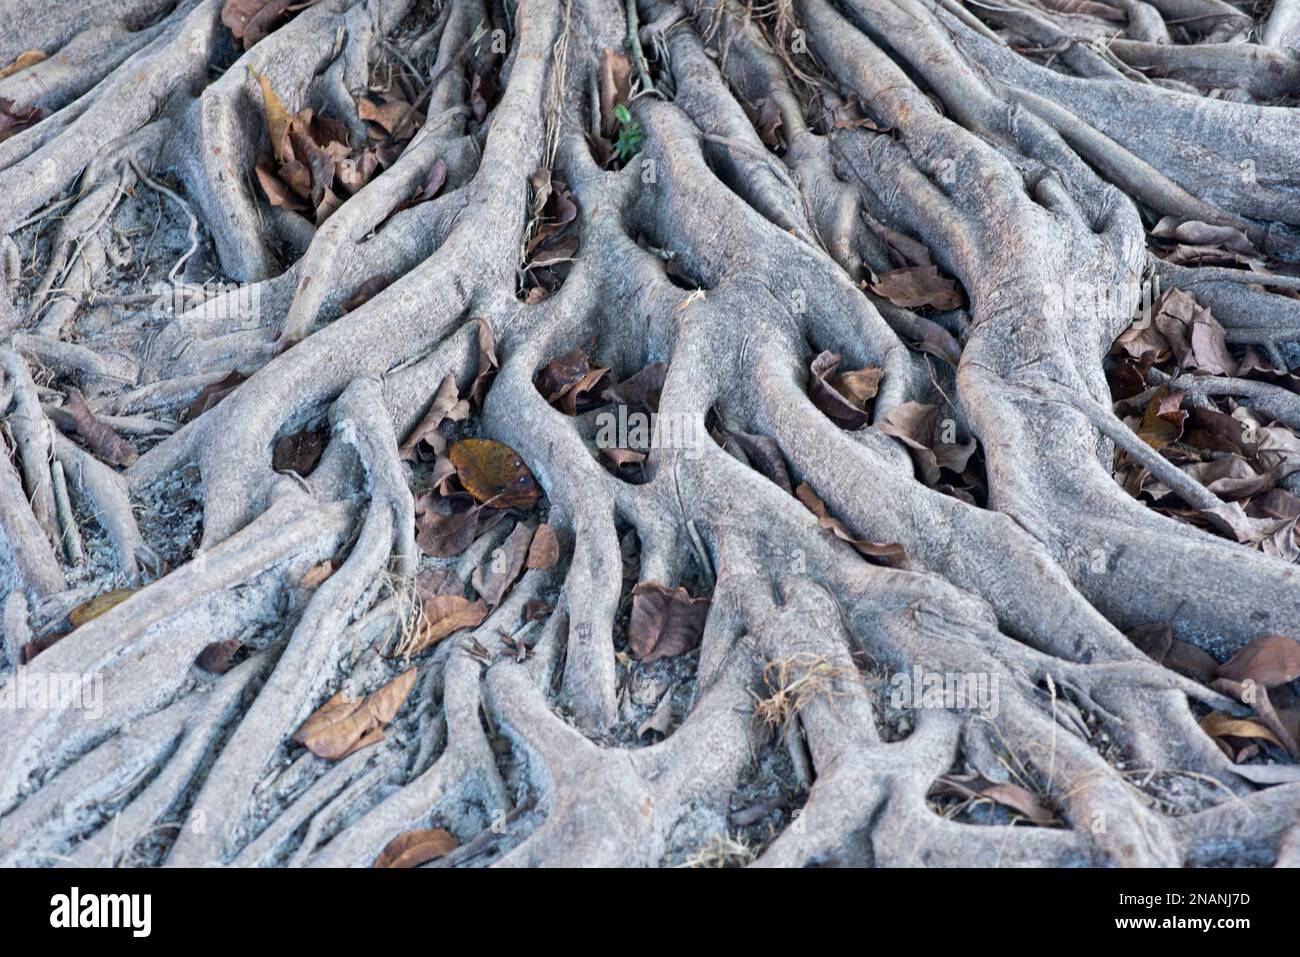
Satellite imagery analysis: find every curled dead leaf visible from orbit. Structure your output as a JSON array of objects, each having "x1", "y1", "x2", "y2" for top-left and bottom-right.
[
  {"x1": 795, "y1": 482, "x2": 910, "y2": 569},
  {"x1": 61, "y1": 388, "x2": 138, "y2": 467},
  {"x1": 196, "y1": 639, "x2": 243, "y2": 674},
  {"x1": 409, "y1": 595, "x2": 488, "y2": 655},
  {"x1": 292, "y1": 668, "x2": 416, "y2": 760},
  {"x1": 627, "y1": 582, "x2": 710, "y2": 662},
  {"x1": 472, "y1": 523, "x2": 534, "y2": 608},
  {"x1": 373, "y1": 828, "x2": 458, "y2": 868}
]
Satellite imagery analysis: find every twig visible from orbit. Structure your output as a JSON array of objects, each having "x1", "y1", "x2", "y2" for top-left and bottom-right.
[
  {"x1": 129, "y1": 159, "x2": 198, "y2": 283},
  {"x1": 51, "y1": 459, "x2": 85, "y2": 566},
  {"x1": 626, "y1": 0, "x2": 657, "y2": 96}
]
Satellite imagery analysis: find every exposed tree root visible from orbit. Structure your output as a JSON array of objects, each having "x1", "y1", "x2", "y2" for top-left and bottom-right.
[{"x1": 0, "y1": 0, "x2": 1298, "y2": 869}]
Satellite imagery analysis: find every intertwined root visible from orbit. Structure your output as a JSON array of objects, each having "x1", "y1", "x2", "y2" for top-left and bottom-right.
[{"x1": 0, "y1": 0, "x2": 1298, "y2": 868}]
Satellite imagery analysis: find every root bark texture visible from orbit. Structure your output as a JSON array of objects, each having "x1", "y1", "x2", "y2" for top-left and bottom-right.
[{"x1": 0, "y1": 0, "x2": 1297, "y2": 868}]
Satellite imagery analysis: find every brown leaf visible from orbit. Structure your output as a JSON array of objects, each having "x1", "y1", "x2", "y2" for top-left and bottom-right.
[
  {"x1": 728, "y1": 430, "x2": 793, "y2": 493},
  {"x1": 358, "y1": 93, "x2": 422, "y2": 137},
  {"x1": 628, "y1": 582, "x2": 710, "y2": 662},
  {"x1": 870, "y1": 265, "x2": 963, "y2": 311},
  {"x1": 472, "y1": 522, "x2": 534, "y2": 608},
  {"x1": 409, "y1": 595, "x2": 488, "y2": 654},
  {"x1": 469, "y1": 318, "x2": 498, "y2": 408},
  {"x1": 373, "y1": 828, "x2": 458, "y2": 868},
  {"x1": 1217, "y1": 634, "x2": 1300, "y2": 688},
  {"x1": 598, "y1": 48, "x2": 634, "y2": 139},
  {"x1": 249, "y1": 67, "x2": 292, "y2": 162},
  {"x1": 416, "y1": 502, "x2": 505, "y2": 557},
  {"x1": 449, "y1": 439, "x2": 542, "y2": 509},
  {"x1": 196, "y1": 639, "x2": 243, "y2": 674},
  {"x1": 1137, "y1": 386, "x2": 1186, "y2": 449},
  {"x1": 931, "y1": 774, "x2": 1055, "y2": 825},
  {"x1": 399, "y1": 375, "x2": 468, "y2": 462},
  {"x1": 602, "y1": 362, "x2": 667, "y2": 413},
  {"x1": 0, "y1": 96, "x2": 44, "y2": 143},
  {"x1": 255, "y1": 159, "x2": 309, "y2": 211},
  {"x1": 340, "y1": 274, "x2": 392, "y2": 313},
  {"x1": 222, "y1": 0, "x2": 317, "y2": 48},
  {"x1": 536, "y1": 347, "x2": 609, "y2": 415},
  {"x1": 292, "y1": 668, "x2": 416, "y2": 760},
  {"x1": 70, "y1": 588, "x2": 136, "y2": 628},
  {"x1": 795, "y1": 482, "x2": 910, "y2": 569},
  {"x1": 808, "y1": 351, "x2": 882, "y2": 429},
  {"x1": 526, "y1": 523, "x2": 560, "y2": 569},
  {"x1": 272, "y1": 424, "x2": 328, "y2": 476},
  {"x1": 184, "y1": 370, "x2": 248, "y2": 422},
  {"x1": 879, "y1": 402, "x2": 973, "y2": 487},
  {"x1": 600, "y1": 446, "x2": 646, "y2": 468},
  {"x1": 523, "y1": 599, "x2": 554, "y2": 622},
  {"x1": 299, "y1": 560, "x2": 335, "y2": 590},
  {"x1": 62, "y1": 388, "x2": 138, "y2": 466}
]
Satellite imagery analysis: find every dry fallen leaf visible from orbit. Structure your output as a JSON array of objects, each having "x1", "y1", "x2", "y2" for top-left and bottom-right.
[
  {"x1": 292, "y1": 668, "x2": 416, "y2": 760},
  {"x1": 1137, "y1": 386, "x2": 1186, "y2": 449},
  {"x1": 870, "y1": 265, "x2": 963, "y2": 311},
  {"x1": 808, "y1": 350, "x2": 882, "y2": 430},
  {"x1": 223, "y1": 0, "x2": 321, "y2": 49},
  {"x1": 472, "y1": 522, "x2": 534, "y2": 608},
  {"x1": 400, "y1": 375, "x2": 469, "y2": 462},
  {"x1": 795, "y1": 482, "x2": 910, "y2": 569},
  {"x1": 373, "y1": 828, "x2": 458, "y2": 868},
  {"x1": 70, "y1": 588, "x2": 136, "y2": 628},
  {"x1": 879, "y1": 401, "x2": 977, "y2": 487},
  {"x1": 272, "y1": 424, "x2": 328, "y2": 476},
  {"x1": 407, "y1": 595, "x2": 488, "y2": 655},
  {"x1": 1216, "y1": 634, "x2": 1300, "y2": 688},
  {"x1": 448, "y1": 438, "x2": 542, "y2": 509},
  {"x1": 61, "y1": 388, "x2": 138, "y2": 467},
  {"x1": 0, "y1": 50, "x2": 47, "y2": 80},
  {"x1": 469, "y1": 318, "x2": 499, "y2": 408},
  {"x1": 340, "y1": 274, "x2": 392, "y2": 313},
  {"x1": 195, "y1": 639, "x2": 243, "y2": 674},
  {"x1": 536, "y1": 347, "x2": 609, "y2": 415},
  {"x1": 416, "y1": 502, "x2": 506, "y2": 557},
  {"x1": 727, "y1": 430, "x2": 793, "y2": 493},
  {"x1": 0, "y1": 97, "x2": 44, "y2": 143},
  {"x1": 183, "y1": 371, "x2": 248, "y2": 423},
  {"x1": 299, "y1": 560, "x2": 335, "y2": 590},
  {"x1": 526, "y1": 523, "x2": 560, "y2": 569},
  {"x1": 627, "y1": 582, "x2": 710, "y2": 662},
  {"x1": 602, "y1": 362, "x2": 667, "y2": 414},
  {"x1": 1199, "y1": 712, "x2": 1285, "y2": 761},
  {"x1": 932, "y1": 774, "x2": 1055, "y2": 826}
]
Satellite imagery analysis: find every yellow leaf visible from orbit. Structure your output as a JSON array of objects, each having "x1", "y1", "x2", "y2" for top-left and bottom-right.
[
  {"x1": 448, "y1": 438, "x2": 541, "y2": 509},
  {"x1": 1199, "y1": 712, "x2": 1283, "y2": 749},
  {"x1": 0, "y1": 50, "x2": 47, "y2": 79},
  {"x1": 248, "y1": 66, "x2": 290, "y2": 163},
  {"x1": 70, "y1": 588, "x2": 136, "y2": 628}
]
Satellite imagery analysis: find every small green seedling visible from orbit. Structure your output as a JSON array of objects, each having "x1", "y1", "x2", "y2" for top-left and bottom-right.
[{"x1": 613, "y1": 103, "x2": 644, "y2": 161}]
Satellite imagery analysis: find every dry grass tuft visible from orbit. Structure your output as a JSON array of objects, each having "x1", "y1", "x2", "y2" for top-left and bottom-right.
[{"x1": 750, "y1": 652, "x2": 845, "y2": 734}]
